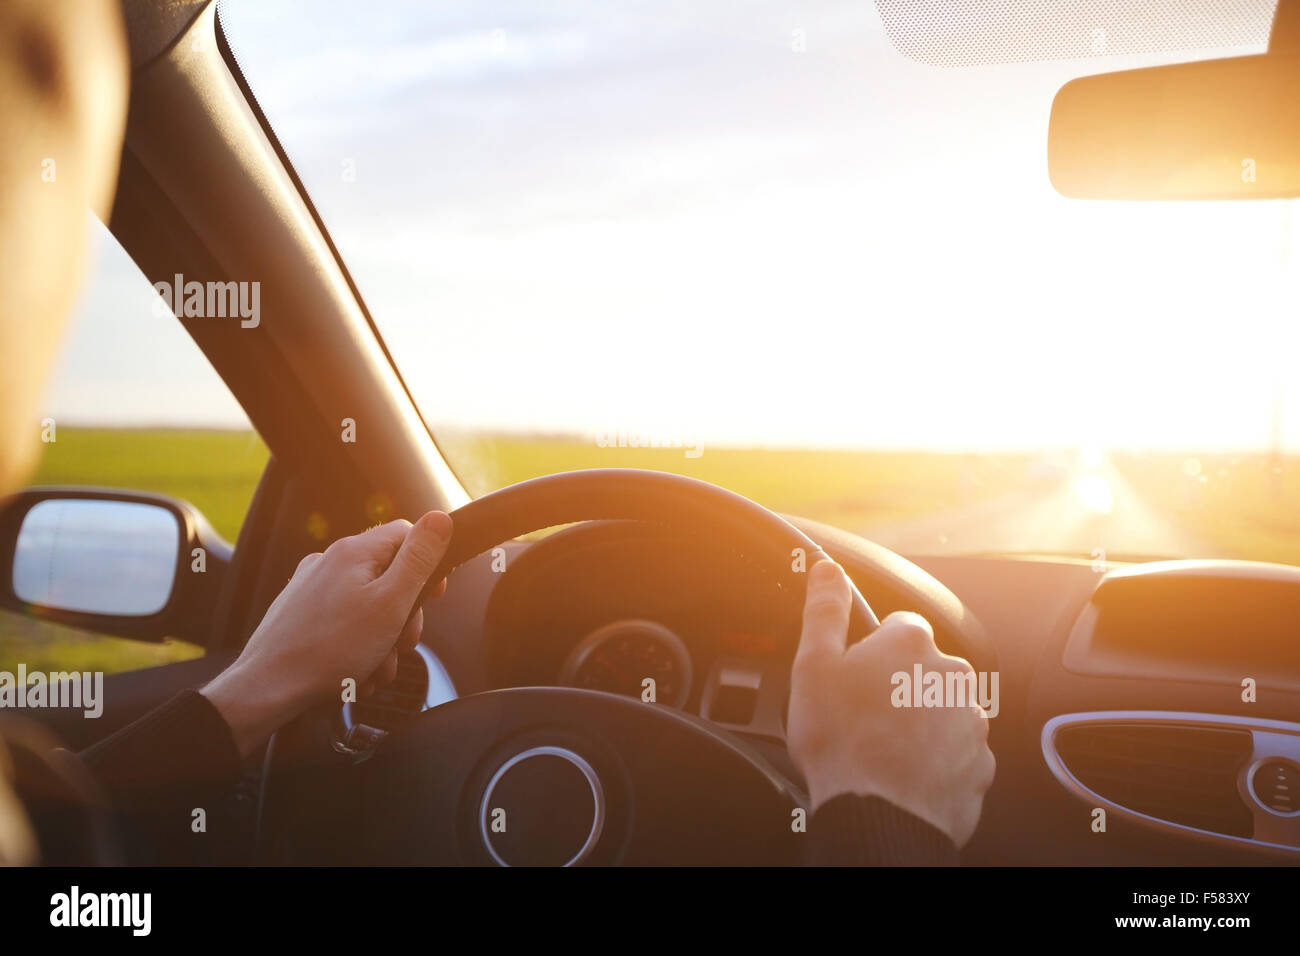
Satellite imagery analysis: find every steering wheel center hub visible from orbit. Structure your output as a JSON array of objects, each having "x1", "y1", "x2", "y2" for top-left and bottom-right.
[{"x1": 479, "y1": 746, "x2": 605, "y2": 867}]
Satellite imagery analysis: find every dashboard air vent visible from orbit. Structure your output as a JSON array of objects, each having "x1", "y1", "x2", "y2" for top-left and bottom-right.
[
  {"x1": 345, "y1": 649, "x2": 430, "y2": 734},
  {"x1": 1055, "y1": 722, "x2": 1254, "y2": 837}
]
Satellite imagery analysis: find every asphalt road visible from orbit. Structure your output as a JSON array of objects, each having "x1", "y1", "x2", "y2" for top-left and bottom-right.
[{"x1": 860, "y1": 459, "x2": 1206, "y2": 560}]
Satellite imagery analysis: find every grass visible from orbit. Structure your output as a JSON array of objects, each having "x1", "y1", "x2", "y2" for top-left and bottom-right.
[
  {"x1": 437, "y1": 431, "x2": 1037, "y2": 533},
  {"x1": 29, "y1": 427, "x2": 269, "y2": 542},
  {"x1": 0, "y1": 615, "x2": 204, "y2": 676},
  {"x1": 1112, "y1": 451, "x2": 1300, "y2": 566}
]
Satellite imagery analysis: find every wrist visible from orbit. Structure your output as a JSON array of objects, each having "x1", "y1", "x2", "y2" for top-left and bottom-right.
[
  {"x1": 807, "y1": 773, "x2": 957, "y2": 843},
  {"x1": 807, "y1": 776, "x2": 886, "y2": 815},
  {"x1": 200, "y1": 660, "x2": 305, "y2": 758}
]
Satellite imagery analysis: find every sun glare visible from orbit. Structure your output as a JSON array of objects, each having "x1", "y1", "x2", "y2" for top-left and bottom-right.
[{"x1": 1073, "y1": 473, "x2": 1115, "y2": 515}]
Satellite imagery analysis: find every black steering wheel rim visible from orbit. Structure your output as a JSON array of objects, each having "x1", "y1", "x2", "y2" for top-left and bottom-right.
[{"x1": 427, "y1": 467, "x2": 881, "y2": 637}]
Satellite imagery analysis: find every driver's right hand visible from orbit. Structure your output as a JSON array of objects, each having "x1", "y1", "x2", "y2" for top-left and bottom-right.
[{"x1": 786, "y1": 559, "x2": 996, "y2": 847}]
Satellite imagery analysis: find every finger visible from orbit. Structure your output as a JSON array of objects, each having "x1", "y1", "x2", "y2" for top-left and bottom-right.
[
  {"x1": 978, "y1": 745, "x2": 997, "y2": 790},
  {"x1": 936, "y1": 650, "x2": 976, "y2": 677},
  {"x1": 794, "y1": 559, "x2": 852, "y2": 676},
  {"x1": 414, "y1": 575, "x2": 448, "y2": 609},
  {"x1": 341, "y1": 518, "x2": 415, "y2": 574},
  {"x1": 295, "y1": 551, "x2": 323, "y2": 575},
  {"x1": 321, "y1": 520, "x2": 408, "y2": 574},
  {"x1": 373, "y1": 649, "x2": 399, "y2": 687},
  {"x1": 399, "y1": 607, "x2": 423, "y2": 653},
  {"x1": 329, "y1": 518, "x2": 409, "y2": 551},
  {"x1": 862, "y1": 610, "x2": 935, "y2": 658},
  {"x1": 379, "y1": 511, "x2": 453, "y2": 601}
]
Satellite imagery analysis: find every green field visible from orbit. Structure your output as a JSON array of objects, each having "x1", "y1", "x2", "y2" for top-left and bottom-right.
[
  {"x1": 437, "y1": 430, "x2": 1038, "y2": 531},
  {"x1": 1113, "y1": 451, "x2": 1300, "y2": 566},
  {"x1": 28, "y1": 427, "x2": 270, "y2": 541}
]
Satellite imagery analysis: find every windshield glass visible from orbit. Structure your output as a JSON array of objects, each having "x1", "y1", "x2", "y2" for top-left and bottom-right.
[{"x1": 220, "y1": 1, "x2": 1299, "y2": 564}]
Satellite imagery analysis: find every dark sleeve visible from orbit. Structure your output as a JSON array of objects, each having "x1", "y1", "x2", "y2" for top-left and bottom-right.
[
  {"x1": 78, "y1": 689, "x2": 244, "y2": 862},
  {"x1": 81, "y1": 689, "x2": 243, "y2": 807},
  {"x1": 806, "y1": 793, "x2": 959, "y2": 866}
]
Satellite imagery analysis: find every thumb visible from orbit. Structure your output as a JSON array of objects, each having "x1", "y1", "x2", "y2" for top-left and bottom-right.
[
  {"x1": 380, "y1": 510, "x2": 454, "y2": 600},
  {"x1": 793, "y1": 559, "x2": 851, "y2": 679}
]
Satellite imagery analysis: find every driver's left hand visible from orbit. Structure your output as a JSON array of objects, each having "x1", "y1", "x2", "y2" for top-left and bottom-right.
[{"x1": 200, "y1": 511, "x2": 454, "y2": 756}]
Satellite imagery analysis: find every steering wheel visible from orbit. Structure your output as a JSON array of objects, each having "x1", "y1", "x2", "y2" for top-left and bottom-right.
[{"x1": 263, "y1": 468, "x2": 985, "y2": 866}]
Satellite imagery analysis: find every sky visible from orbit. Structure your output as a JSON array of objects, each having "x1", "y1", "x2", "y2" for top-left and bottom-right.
[{"x1": 46, "y1": 0, "x2": 1300, "y2": 452}]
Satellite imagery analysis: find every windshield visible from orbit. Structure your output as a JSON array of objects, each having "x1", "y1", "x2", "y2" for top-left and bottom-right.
[{"x1": 220, "y1": 1, "x2": 1300, "y2": 565}]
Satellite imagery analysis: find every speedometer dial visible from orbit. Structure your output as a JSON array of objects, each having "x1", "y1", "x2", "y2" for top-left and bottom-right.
[{"x1": 560, "y1": 619, "x2": 693, "y2": 708}]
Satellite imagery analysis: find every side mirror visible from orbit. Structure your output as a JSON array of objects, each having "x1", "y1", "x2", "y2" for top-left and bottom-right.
[{"x1": 0, "y1": 488, "x2": 231, "y2": 645}]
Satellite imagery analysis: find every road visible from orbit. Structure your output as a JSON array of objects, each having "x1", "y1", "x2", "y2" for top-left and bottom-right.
[{"x1": 860, "y1": 459, "x2": 1207, "y2": 560}]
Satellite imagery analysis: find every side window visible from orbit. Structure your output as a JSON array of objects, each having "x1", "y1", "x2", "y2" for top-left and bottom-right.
[{"x1": 0, "y1": 222, "x2": 269, "y2": 675}]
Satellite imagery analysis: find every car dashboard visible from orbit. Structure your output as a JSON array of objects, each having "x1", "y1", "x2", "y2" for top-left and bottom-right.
[{"x1": 402, "y1": 519, "x2": 1300, "y2": 866}]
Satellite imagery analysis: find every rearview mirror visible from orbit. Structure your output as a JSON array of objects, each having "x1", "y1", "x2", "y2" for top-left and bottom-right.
[
  {"x1": 0, "y1": 488, "x2": 231, "y2": 645},
  {"x1": 1048, "y1": 52, "x2": 1300, "y2": 200},
  {"x1": 1049, "y1": 2, "x2": 1300, "y2": 201}
]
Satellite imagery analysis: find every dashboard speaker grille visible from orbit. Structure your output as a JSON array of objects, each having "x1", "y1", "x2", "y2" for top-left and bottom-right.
[{"x1": 1055, "y1": 722, "x2": 1255, "y2": 837}]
